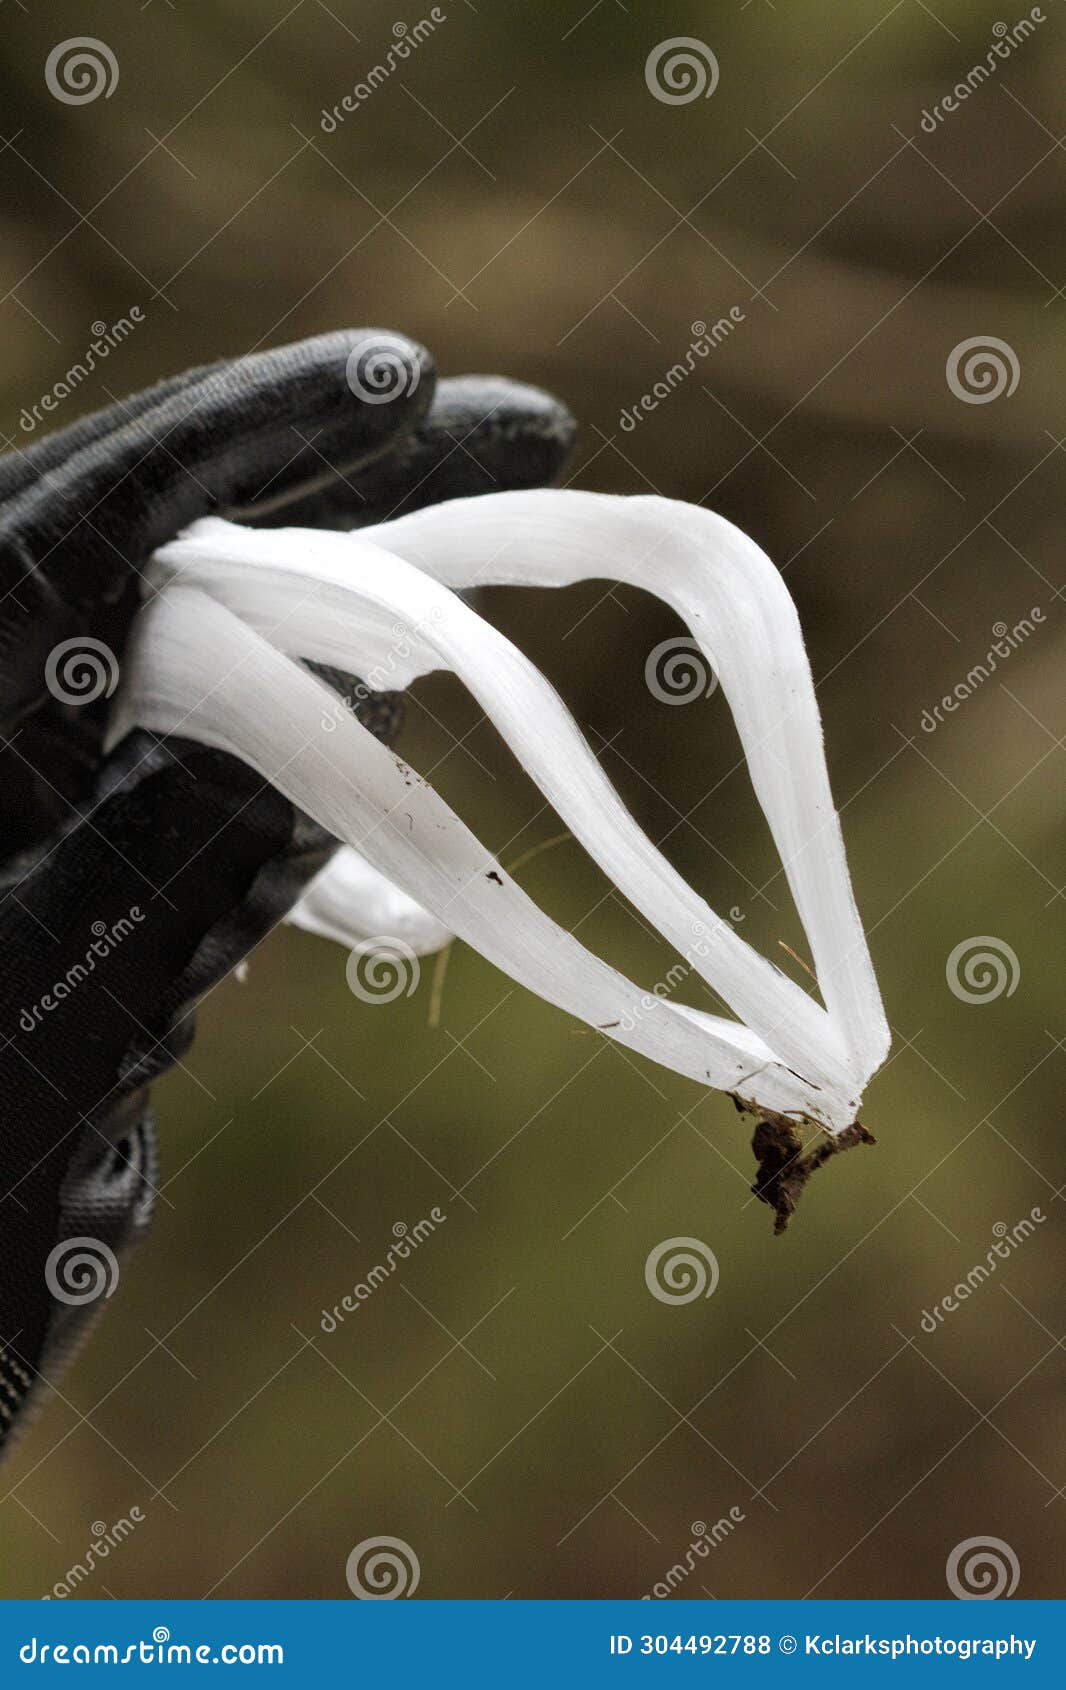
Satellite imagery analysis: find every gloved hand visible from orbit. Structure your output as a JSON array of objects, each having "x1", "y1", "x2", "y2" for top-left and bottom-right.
[{"x1": 0, "y1": 330, "x2": 575, "y2": 1451}]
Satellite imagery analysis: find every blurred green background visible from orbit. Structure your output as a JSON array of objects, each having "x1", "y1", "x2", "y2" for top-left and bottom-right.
[{"x1": 1, "y1": 0, "x2": 1063, "y2": 1601}]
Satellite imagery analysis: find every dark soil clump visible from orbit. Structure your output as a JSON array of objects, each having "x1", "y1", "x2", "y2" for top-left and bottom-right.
[{"x1": 743, "y1": 1106, "x2": 876, "y2": 1235}]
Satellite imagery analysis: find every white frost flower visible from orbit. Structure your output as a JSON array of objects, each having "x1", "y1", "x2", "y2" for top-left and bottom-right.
[{"x1": 110, "y1": 491, "x2": 890, "y2": 1138}]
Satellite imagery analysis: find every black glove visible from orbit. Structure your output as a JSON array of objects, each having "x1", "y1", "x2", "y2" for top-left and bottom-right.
[{"x1": 0, "y1": 330, "x2": 575, "y2": 1451}]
